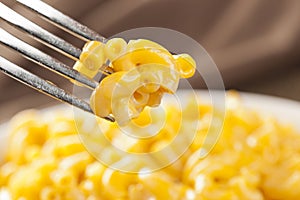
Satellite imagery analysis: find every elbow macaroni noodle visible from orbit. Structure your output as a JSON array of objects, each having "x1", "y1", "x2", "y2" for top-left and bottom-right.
[
  {"x1": 73, "y1": 38, "x2": 196, "y2": 125},
  {"x1": 1, "y1": 92, "x2": 300, "y2": 199}
]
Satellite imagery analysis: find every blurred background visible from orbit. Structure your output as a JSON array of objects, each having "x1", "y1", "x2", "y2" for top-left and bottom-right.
[{"x1": 0, "y1": 0, "x2": 300, "y2": 122}]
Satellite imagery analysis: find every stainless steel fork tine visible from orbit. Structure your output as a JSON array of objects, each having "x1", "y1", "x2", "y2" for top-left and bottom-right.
[
  {"x1": 0, "y1": 56, "x2": 91, "y2": 113},
  {"x1": 16, "y1": 0, "x2": 106, "y2": 42},
  {"x1": 0, "y1": 56, "x2": 115, "y2": 122},
  {"x1": 0, "y1": 1, "x2": 116, "y2": 122},
  {"x1": 0, "y1": 28, "x2": 98, "y2": 90},
  {"x1": 0, "y1": 3, "x2": 81, "y2": 61}
]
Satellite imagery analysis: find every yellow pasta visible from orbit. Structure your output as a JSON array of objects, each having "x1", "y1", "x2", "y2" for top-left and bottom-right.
[
  {"x1": 73, "y1": 38, "x2": 196, "y2": 125},
  {"x1": 58, "y1": 152, "x2": 92, "y2": 174},
  {"x1": 73, "y1": 40, "x2": 106, "y2": 78},
  {"x1": 1, "y1": 92, "x2": 300, "y2": 199},
  {"x1": 45, "y1": 135, "x2": 86, "y2": 157},
  {"x1": 126, "y1": 39, "x2": 169, "y2": 53},
  {"x1": 104, "y1": 38, "x2": 127, "y2": 61},
  {"x1": 173, "y1": 53, "x2": 196, "y2": 78},
  {"x1": 40, "y1": 186, "x2": 58, "y2": 200},
  {"x1": 50, "y1": 169, "x2": 76, "y2": 189},
  {"x1": 90, "y1": 63, "x2": 183, "y2": 125}
]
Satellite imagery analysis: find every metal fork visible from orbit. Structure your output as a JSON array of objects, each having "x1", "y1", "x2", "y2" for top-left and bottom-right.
[{"x1": 0, "y1": 0, "x2": 115, "y2": 122}]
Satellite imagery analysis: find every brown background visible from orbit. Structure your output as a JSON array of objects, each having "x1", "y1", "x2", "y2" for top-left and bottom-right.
[{"x1": 0, "y1": 0, "x2": 300, "y2": 122}]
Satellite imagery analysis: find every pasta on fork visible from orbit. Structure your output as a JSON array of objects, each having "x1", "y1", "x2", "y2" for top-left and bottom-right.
[{"x1": 73, "y1": 38, "x2": 196, "y2": 125}]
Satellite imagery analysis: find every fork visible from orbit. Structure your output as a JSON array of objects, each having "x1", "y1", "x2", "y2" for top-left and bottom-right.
[{"x1": 0, "y1": 0, "x2": 115, "y2": 122}]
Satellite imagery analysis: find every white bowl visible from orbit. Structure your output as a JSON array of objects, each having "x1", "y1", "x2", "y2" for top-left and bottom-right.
[{"x1": 0, "y1": 91, "x2": 300, "y2": 163}]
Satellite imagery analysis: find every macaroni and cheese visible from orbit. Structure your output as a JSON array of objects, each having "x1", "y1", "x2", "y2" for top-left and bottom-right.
[
  {"x1": 1, "y1": 92, "x2": 300, "y2": 199},
  {"x1": 73, "y1": 38, "x2": 196, "y2": 125}
]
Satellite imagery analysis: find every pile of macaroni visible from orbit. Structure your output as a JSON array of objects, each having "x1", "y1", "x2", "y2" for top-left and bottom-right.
[
  {"x1": 73, "y1": 38, "x2": 196, "y2": 125},
  {"x1": 1, "y1": 92, "x2": 300, "y2": 200}
]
